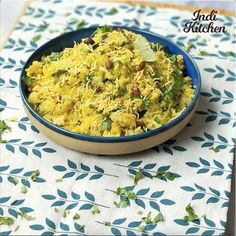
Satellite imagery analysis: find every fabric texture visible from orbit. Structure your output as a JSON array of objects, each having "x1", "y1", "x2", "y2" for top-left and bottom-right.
[{"x1": 0, "y1": 0, "x2": 235, "y2": 235}]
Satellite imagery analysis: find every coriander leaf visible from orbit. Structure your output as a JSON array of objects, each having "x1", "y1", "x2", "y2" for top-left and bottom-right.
[
  {"x1": 48, "y1": 52, "x2": 62, "y2": 61},
  {"x1": 84, "y1": 75, "x2": 93, "y2": 85},
  {"x1": 116, "y1": 87, "x2": 127, "y2": 97},
  {"x1": 134, "y1": 168, "x2": 144, "y2": 185},
  {"x1": 154, "y1": 212, "x2": 164, "y2": 223},
  {"x1": 104, "y1": 221, "x2": 111, "y2": 226},
  {"x1": 0, "y1": 216, "x2": 14, "y2": 225},
  {"x1": 91, "y1": 204, "x2": 100, "y2": 215},
  {"x1": 73, "y1": 213, "x2": 80, "y2": 220},
  {"x1": 165, "y1": 172, "x2": 174, "y2": 180},
  {"x1": 142, "y1": 211, "x2": 164, "y2": 225},
  {"x1": 108, "y1": 7, "x2": 118, "y2": 14},
  {"x1": 153, "y1": 170, "x2": 175, "y2": 181},
  {"x1": 18, "y1": 211, "x2": 35, "y2": 221},
  {"x1": 102, "y1": 117, "x2": 112, "y2": 131},
  {"x1": 142, "y1": 212, "x2": 152, "y2": 224},
  {"x1": 114, "y1": 187, "x2": 136, "y2": 208},
  {"x1": 32, "y1": 34, "x2": 41, "y2": 42},
  {"x1": 168, "y1": 55, "x2": 177, "y2": 63},
  {"x1": 52, "y1": 69, "x2": 68, "y2": 77},
  {"x1": 31, "y1": 170, "x2": 40, "y2": 181},
  {"x1": 0, "y1": 120, "x2": 11, "y2": 142},
  {"x1": 21, "y1": 185, "x2": 27, "y2": 194},
  {"x1": 164, "y1": 77, "x2": 183, "y2": 98},
  {"x1": 98, "y1": 25, "x2": 113, "y2": 33},
  {"x1": 199, "y1": 50, "x2": 209, "y2": 56},
  {"x1": 183, "y1": 203, "x2": 200, "y2": 223},
  {"x1": 76, "y1": 20, "x2": 87, "y2": 30},
  {"x1": 22, "y1": 75, "x2": 36, "y2": 86},
  {"x1": 185, "y1": 42, "x2": 194, "y2": 52}
]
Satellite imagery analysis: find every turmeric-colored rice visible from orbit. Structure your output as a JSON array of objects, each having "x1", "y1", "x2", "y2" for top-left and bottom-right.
[{"x1": 25, "y1": 26, "x2": 194, "y2": 137}]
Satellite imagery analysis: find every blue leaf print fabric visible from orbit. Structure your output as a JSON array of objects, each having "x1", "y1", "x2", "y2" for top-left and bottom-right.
[{"x1": 0, "y1": 0, "x2": 235, "y2": 235}]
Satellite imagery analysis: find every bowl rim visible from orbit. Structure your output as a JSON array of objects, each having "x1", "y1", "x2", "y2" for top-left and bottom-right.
[{"x1": 19, "y1": 26, "x2": 201, "y2": 143}]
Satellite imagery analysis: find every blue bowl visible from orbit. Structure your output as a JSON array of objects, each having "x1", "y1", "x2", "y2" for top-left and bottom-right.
[{"x1": 19, "y1": 26, "x2": 201, "y2": 155}]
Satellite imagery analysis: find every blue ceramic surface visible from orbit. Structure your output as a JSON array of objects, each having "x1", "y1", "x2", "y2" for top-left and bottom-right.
[{"x1": 19, "y1": 26, "x2": 201, "y2": 143}]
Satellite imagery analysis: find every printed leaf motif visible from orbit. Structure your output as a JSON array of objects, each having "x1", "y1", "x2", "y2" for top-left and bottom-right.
[
  {"x1": 46, "y1": 218, "x2": 56, "y2": 230},
  {"x1": 160, "y1": 199, "x2": 175, "y2": 205},
  {"x1": 149, "y1": 201, "x2": 160, "y2": 211},
  {"x1": 113, "y1": 218, "x2": 126, "y2": 225},
  {"x1": 51, "y1": 200, "x2": 65, "y2": 207},
  {"x1": 207, "y1": 197, "x2": 219, "y2": 204},
  {"x1": 81, "y1": 163, "x2": 90, "y2": 171},
  {"x1": 53, "y1": 165, "x2": 67, "y2": 171},
  {"x1": 60, "y1": 222, "x2": 69, "y2": 231},
  {"x1": 174, "y1": 219, "x2": 189, "y2": 226},
  {"x1": 111, "y1": 227, "x2": 121, "y2": 236},
  {"x1": 85, "y1": 191, "x2": 95, "y2": 202},
  {"x1": 79, "y1": 203, "x2": 93, "y2": 210},
  {"x1": 57, "y1": 189, "x2": 67, "y2": 198},
  {"x1": 186, "y1": 227, "x2": 199, "y2": 234},
  {"x1": 136, "y1": 188, "x2": 150, "y2": 196},
  {"x1": 68, "y1": 159, "x2": 77, "y2": 169},
  {"x1": 135, "y1": 199, "x2": 145, "y2": 209},
  {"x1": 192, "y1": 193, "x2": 205, "y2": 200},
  {"x1": 30, "y1": 224, "x2": 45, "y2": 230},
  {"x1": 151, "y1": 191, "x2": 164, "y2": 198},
  {"x1": 42, "y1": 195, "x2": 56, "y2": 200},
  {"x1": 128, "y1": 161, "x2": 142, "y2": 167}
]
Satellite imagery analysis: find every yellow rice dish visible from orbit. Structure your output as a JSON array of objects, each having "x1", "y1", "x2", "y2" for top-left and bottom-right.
[{"x1": 24, "y1": 26, "x2": 194, "y2": 137}]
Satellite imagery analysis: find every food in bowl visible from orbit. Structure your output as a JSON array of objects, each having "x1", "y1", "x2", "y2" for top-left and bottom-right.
[{"x1": 24, "y1": 26, "x2": 194, "y2": 137}]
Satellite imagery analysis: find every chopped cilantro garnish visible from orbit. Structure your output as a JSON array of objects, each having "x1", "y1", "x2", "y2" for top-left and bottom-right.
[
  {"x1": 0, "y1": 120, "x2": 11, "y2": 143},
  {"x1": 164, "y1": 77, "x2": 183, "y2": 98},
  {"x1": 133, "y1": 168, "x2": 144, "y2": 185},
  {"x1": 0, "y1": 216, "x2": 14, "y2": 225},
  {"x1": 32, "y1": 34, "x2": 41, "y2": 42},
  {"x1": 52, "y1": 69, "x2": 68, "y2": 77},
  {"x1": 108, "y1": 7, "x2": 118, "y2": 14},
  {"x1": 104, "y1": 221, "x2": 111, "y2": 226},
  {"x1": 168, "y1": 55, "x2": 177, "y2": 63},
  {"x1": 55, "y1": 178, "x2": 62, "y2": 182},
  {"x1": 224, "y1": 51, "x2": 233, "y2": 57},
  {"x1": 209, "y1": 147, "x2": 220, "y2": 153},
  {"x1": 48, "y1": 52, "x2": 62, "y2": 61},
  {"x1": 199, "y1": 50, "x2": 209, "y2": 56},
  {"x1": 102, "y1": 117, "x2": 112, "y2": 131},
  {"x1": 84, "y1": 75, "x2": 93, "y2": 85},
  {"x1": 18, "y1": 211, "x2": 35, "y2": 221},
  {"x1": 116, "y1": 87, "x2": 127, "y2": 97},
  {"x1": 12, "y1": 177, "x2": 18, "y2": 185},
  {"x1": 31, "y1": 170, "x2": 40, "y2": 181},
  {"x1": 138, "y1": 225, "x2": 145, "y2": 232},
  {"x1": 73, "y1": 213, "x2": 80, "y2": 220},
  {"x1": 142, "y1": 211, "x2": 164, "y2": 225},
  {"x1": 21, "y1": 185, "x2": 27, "y2": 194},
  {"x1": 62, "y1": 211, "x2": 67, "y2": 218},
  {"x1": 97, "y1": 25, "x2": 113, "y2": 33},
  {"x1": 76, "y1": 20, "x2": 87, "y2": 30},
  {"x1": 154, "y1": 212, "x2": 164, "y2": 223},
  {"x1": 114, "y1": 187, "x2": 136, "y2": 208},
  {"x1": 183, "y1": 203, "x2": 200, "y2": 223},
  {"x1": 22, "y1": 75, "x2": 36, "y2": 86},
  {"x1": 153, "y1": 170, "x2": 175, "y2": 181},
  {"x1": 185, "y1": 42, "x2": 194, "y2": 52},
  {"x1": 91, "y1": 204, "x2": 100, "y2": 215}
]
